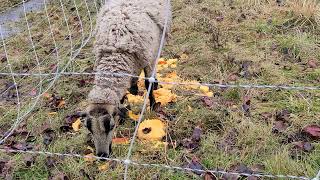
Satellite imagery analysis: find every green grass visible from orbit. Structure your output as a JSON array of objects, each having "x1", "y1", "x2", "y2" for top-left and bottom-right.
[
  {"x1": 0, "y1": 0, "x2": 320, "y2": 179},
  {"x1": 0, "y1": 0, "x2": 22, "y2": 12}
]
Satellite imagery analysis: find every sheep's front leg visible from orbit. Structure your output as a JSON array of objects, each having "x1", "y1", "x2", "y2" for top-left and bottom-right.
[
  {"x1": 144, "y1": 66, "x2": 158, "y2": 110},
  {"x1": 129, "y1": 77, "x2": 139, "y2": 95}
]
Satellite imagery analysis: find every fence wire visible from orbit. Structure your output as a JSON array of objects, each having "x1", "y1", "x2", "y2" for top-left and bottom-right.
[{"x1": 0, "y1": 0, "x2": 319, "y2": 180}]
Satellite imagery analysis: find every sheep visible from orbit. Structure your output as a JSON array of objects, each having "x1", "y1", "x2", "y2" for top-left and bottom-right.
[{"x1": 80, "y1": 0, "x2": 172, "y2": 158}]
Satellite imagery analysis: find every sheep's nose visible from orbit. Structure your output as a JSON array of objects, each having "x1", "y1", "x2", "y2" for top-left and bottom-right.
[{"x1": 97, "y1": 152, "x2": 109, "y2": 160}]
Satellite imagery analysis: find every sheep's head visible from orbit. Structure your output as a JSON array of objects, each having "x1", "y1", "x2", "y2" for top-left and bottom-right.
[
  {"x1": 80, "y1": 86, "x2": 120, "y2": 158},
  {"x1": 80, "y1": 103, "x2": 119, "y2": 158}
]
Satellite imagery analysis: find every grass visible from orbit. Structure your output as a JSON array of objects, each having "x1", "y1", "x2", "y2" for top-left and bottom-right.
[
  {"x1": 0, "y1": 0, "x2": 320, "y2": 179},
  {"x1": 0, "y1": 0, "x2": 22, "y2": 12}
]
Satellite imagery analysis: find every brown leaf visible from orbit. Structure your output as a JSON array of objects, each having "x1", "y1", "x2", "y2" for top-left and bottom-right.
[
  {"x1": 29, "y1": 88, "x2": 37, "y2": 97},
  {"x1": 303, "y1": 125, "x2": 320, "y2": 139},
  {"x1": 187, "y1": 157, "x2": 204, "y2": 176},
  {"x1": 242, "y1": 96, "x2": 251, "y2": 116},
  {"x1": 10, "y1": 141, "x2": 33, "y2": 151},
  {"x1": 307, "y1": 59, "x2": 317, "y2": 68},
  {"x1": 251, "y1": 164, "x2": 265, "y2": 173},
  {"x1": 65, "y1": 113, "x2": 81, "y2": 125},
  {"x1": 45, "y1": 157, "x2": 56, "y2": 168},
  {"x1": 201, "y1": 97, "x2": 218, "y2": 109},
  {"x1": 46, "y1": 94, "x2": 65, "y2": 110},
  {"x1": 0, "y1": 54, "x2": 7, "y2": 63},
  {"x1": 182, "y1": 126, "x2": 202, "y2": 151},
  {"x1": 272, "y1": 121, "x2": 288, "y2": 133},
  {"x1": 239, "y1": 61, "x2": 251, "y2": 78},
  {"x1": 227, "y1": 73, "x2": 239, "y2": 81},
  {"x1": 292, "y1": 141, "x2": 314, "y2": 152},
  {"x1": 223, "y1": 163, "x2": 254, "y2": 180},
  {"x1": 275, "y1": 109, "x2": 290, "y2": 122},
  {"x1": 204, "y1": 172, "x2": 217, "y2": 180},
  {"x1": 42, "y1": 128, "x2": 56, "y2": 146},
  {"x1": 0, "y1": 160, "x2": 14, "y2": 179},
  {"x1": 260, "y1": 112, "x2": 273, "y2": 122},
  {"x1": 191, "y1": 126, "x2": 202, "y2": 142}
]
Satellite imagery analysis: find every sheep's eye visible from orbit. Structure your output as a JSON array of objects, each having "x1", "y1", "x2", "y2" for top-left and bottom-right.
[{"x1": 89, "y1": 107, "x2": 108, "y2": 117}]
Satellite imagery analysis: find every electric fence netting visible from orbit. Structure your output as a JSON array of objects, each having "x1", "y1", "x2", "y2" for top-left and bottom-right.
[{"x1": 0, "y1": 0, "x2": 319, "y2": 179}]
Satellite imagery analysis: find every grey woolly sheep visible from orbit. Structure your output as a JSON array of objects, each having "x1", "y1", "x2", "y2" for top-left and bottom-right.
[{"x1": 80, "y1": 0, "x2": 172, "y2": 158}]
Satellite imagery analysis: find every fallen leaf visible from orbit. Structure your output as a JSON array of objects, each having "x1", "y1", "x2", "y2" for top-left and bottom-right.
[
  {"x1": 201, "y1": 96, "x2": 217, "y2": 109},
  {"x1": 292, "y1": 141, "x2": 314, "y2": 152},
  {"x1": 72, "y1": 118, "x2": 81, "y2": 132},
  {"x1": 187, "y1": 157, "x2": 204, "y2": 176},
  {"x1": 57, "y1": 100, "x2": 66, "y2": 108},
  {"x1": 65, "y1": 113, "x2": 81, "y2": 125},
  {"x1": 260, "y1": 112, "x2": 273, "y2": 122},
  {"x1": 0, "y1": 54, "x2": 7, "y2": 63},
  {"x1": 191, "y1": 126, "x2": 202, "y2": 142},
  {"x1": 137, "y1": 119, "x2": 166, "y2": 141},
  {"x1": 303, "y1": 125, "x2": 320, "y2": 139},
  {"x1": 0, "y1": 160, "x2": 14, "y2": 179},
  {"x1": 29, "y1": 89, "x2": 37, "y2": 96},
  {"x1": 46, "y1": 94, "x2": 65, "y2": 110},
  {"x1": 204, "y1": 172, "x2": 217, "y2": 180},
  {"x1": 44, "y1": 158, "x2": 55, "y2": 170},
  {"x1": 275, "y1": 109, "x2": 290, "y2": 122},
  {"x1": 239, "y1": 61, "x2": 251, "y2": 79},
  {"x1": 223, "y1": 163, "x2": 253, "y2": 180},
  {"x1": 43, "y1": 92, "x2": 51, "y2": 99},
  {"x1": 9, "y1": 141, "x2": 33, "y2": 151},
  {"x1": 307, "y1": 59, "x2": 317, "y2": 68},
  {"x1": 42, "y1": 128, "x2": 55, "y2": 146},
  {"x1": 182, "y1": 126, "x2": 202, "y2": 151},
  {"x1": 251, "y1": 164, "x2": 265, "y2": 173},
  {"x1": 112, "y1": 137, "x2": 129, "y2": 144},
  {"x1": 228, "y1": 73, "x2": 239, "y2": 81},
  {"x1": 242, "y1": 96, "x2": 251, "y2": 117},
  {"x1": 272, "y1": 121, "x2": 288, "y2": 133},
  {"x1": 187, "y1": 105, "x2": 193, "y2": 112},
  {"x1": 128, "y1": 111, "x2": 139, "y2": 121}
]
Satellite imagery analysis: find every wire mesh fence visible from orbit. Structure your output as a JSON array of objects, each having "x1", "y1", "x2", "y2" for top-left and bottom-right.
[{"x1": 0, "y1": 0, "x2": 319, "y2": 179}]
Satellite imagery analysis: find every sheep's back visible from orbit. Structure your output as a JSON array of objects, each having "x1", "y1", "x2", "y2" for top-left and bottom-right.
[{"x1": 94, "y1": 0, "x2": 170, "y2": 74}]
